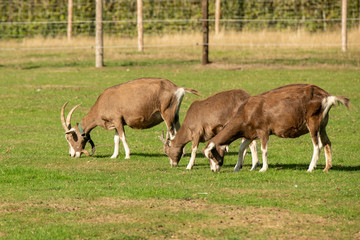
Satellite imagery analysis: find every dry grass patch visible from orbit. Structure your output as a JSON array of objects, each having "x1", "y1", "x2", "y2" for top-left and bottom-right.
[
  {"x1": 78, "y1": 197, "x2": 344, "y2": 239},
  {"x1": 1, "y1": 197, "x2": 345, "y2": 238},
  {"x1": 2, "y1": 29, "x2": 360, "y2": 49}
]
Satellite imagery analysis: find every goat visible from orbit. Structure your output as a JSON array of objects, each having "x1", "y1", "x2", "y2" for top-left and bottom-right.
[
  {"x1": 61, "y1": 78, "x2": 200, "y2": 158},
  {"x1": 203, "y1": 84, "x2": 350, "y2": 173},
  {"x1": 159, "y1": 89, "x2": 258, "y2": 170}
]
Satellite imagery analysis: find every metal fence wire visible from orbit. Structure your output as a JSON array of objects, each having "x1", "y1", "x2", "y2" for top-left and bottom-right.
[{"x1": 1, "y1": 0, "x2": 360, "y2": 39}]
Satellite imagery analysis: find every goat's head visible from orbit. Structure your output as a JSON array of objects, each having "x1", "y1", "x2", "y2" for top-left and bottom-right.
[
  {"x1": 204, "y1": 142, "x2": 225, "y2": 172},
  {"x1": 158, "y1": 132, "x2": 182, "y2": 167},
  {"x1": 61, "y1": 102, "x2": 95, "y2": 158}
]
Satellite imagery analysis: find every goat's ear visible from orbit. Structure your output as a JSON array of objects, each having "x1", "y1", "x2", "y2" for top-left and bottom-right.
[{"x1": 65, "y1": 128, "x2": 76, "y2": 134}]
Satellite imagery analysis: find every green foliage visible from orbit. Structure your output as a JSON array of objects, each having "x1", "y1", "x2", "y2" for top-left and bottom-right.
[{"x1": 1, "y1": 0, "x2": 360, "y2": 39}]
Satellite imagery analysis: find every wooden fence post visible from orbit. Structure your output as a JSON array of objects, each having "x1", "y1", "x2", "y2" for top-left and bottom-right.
[
  {"x1": 95, "y1": 0, "x2": 104, "y2": 67},
  {"x1": 215, "y1": 0, "x2": 221, "y2": 35},
  {"x1": 341, "y1": 0, "x2": 347, "y2": 52},
  {"x1": 137, "y1": 0, "x2": 144, "y2": 52},
  {"x1": 67, "y1": 0, "x2": 73, "y2": 41},
  {"x1": 202, "y1": 0, "x2": 209, "y2": 65}
]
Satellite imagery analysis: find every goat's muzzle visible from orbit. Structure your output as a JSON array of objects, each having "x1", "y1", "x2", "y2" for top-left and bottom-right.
[{"x1": 169, "y1": 158, "x2": 178, "y2": 167}]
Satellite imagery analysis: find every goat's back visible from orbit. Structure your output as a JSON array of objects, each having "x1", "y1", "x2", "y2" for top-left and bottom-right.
[
  {"x1": 239, "y1": 84, "x2": 330, "y2": 138},
  {"x1": 183, "y1": 89, "x2": 250, "y2": 136},
  {"x1": 90, "y1": 78, "x2": 182, "y2": 129}
]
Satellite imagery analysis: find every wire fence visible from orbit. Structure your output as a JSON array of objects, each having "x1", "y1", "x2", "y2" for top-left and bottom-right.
[{"x1": 1, "y1": 0, "x2": 360, "y2": 51}]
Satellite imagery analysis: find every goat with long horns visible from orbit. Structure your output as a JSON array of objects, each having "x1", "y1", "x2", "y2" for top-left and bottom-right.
[{"x1": 61, "y1": 78, "x2": 200, "y2": 158}]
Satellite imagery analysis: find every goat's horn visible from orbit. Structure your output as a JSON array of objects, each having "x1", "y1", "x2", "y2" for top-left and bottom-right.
[
  {"x1": 61, "y1": 102, "x2": 69, "y2": 131},
  {"x1": 158, "y1": 131, "x2": 167, "y2": 144},
  {"x1": 65, "y1": 104, "x2": 81, "y2": 130}
]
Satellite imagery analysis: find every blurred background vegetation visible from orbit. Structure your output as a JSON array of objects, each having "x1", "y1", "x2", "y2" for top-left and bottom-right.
[{"x1": 1, "y1": 0, "x2": 360, "y2": 39}]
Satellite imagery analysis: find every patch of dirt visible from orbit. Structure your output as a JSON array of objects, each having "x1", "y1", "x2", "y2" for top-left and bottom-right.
[
  {"x1": 86, "y1": 197, "x2": 345, "y2": 239},
  {"x1": 23, "y1": 84, "x2": 81, "y2": 90},
  {"x1": 1, "y1": 198, "x2": 355, "y2": 239}
]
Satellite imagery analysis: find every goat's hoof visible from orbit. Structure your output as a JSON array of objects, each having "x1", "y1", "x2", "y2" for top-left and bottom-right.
[
  {"x1": 250, "y1": 164, "x2": 258, "y2": 171},
  {"x1": 110, "y1": 155, "x2": 118, "y2": 159},
  {"x1": 233, "y1": 167, "x2": 241, "y2": 172},
  {"x1": 259, "y1": 168, "x2": 267, "y2": 172},
  {"x1": 307, "y1": 166, "x2": 316, "y2": 172},
  {"x1": 323, "y1": 166, "x2": 331, "y2": 172}
]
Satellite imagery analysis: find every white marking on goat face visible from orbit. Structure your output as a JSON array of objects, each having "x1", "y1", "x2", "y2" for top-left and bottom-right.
[
  {"x1": 209, "y1": 158, "x2": 220, "y2": 172},
  {"x1": 64, "y1": 127, "x2": 87, "y2": 158},
  {"x1": 169, "y1": 158, "x2": 178, "y2": 167},
  {"x1": 165, "y1": 144, "x2": 181, "y2": 167},
  {"x1": 204, "y1": 142, "x2": 221, "y2": 172},
  {"x1": 65, "y1": 136, "x2": 76, "y2": 157},
  {"x1": 204, "y1": 142, "x2": 215, "y2": 159}
]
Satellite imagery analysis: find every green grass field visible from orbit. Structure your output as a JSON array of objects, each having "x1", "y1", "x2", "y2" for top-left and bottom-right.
[{"x1": 0, "y1": 45, "x2": 359, "y2": 239}]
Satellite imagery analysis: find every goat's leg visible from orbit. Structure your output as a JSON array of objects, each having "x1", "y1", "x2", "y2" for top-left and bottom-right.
[
  {"x1": 112, "y1": 125, "x2": 130, "y2": 159},
  {"x1": 186, "y1": 145, "x2": 198, "y2": 170},
  {"x1": 240, "y1": 139, "x2": 259, "y2": 171},
  {"x1": 320, "y1": 128, "x2": 332, "y2": 172},
  {"x1": 234, "y1": 139, "x2": 252, "y2": 172},
  {"x1": 120, "y1": 131, "x2": 130, "y2": 159},
  {"x1": 111, "y1": 130, "x2": 120, "y2": 159},
  {"x1": 241, "y1": 138, "x2": 247, "y2": 161},
  {"x1": 307, "y1": 131, "x2": 321, "y2": 172},
  {"x1": 174, "y1": 114, "x2": 181, "y2": 135},
  {"x1": 186, "y1": 136, "x2": 200, "y2": 170},
  {"x1": 161, "y1": 111, "x2": 176, "y2": 140},
  {"x1": 259, "y1": 137, "x2": 269, "y2": 172},
  {"x1": 175, "y1": 115, "x2": 187, "y2": 157},
  {"x1": 249, "y1": 140, "x2": 259, "y2": 171}
]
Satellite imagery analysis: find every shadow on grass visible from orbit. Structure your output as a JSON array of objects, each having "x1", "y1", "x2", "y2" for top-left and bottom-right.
[
  {"x1": 93, "y1": 152, "x2": 166, "y2": 159},
  {"x1": 93, "y1": 151, "x2": 359, "y2": 171},
  {"x1": 185, "y1": 151, "x2": 360, "y2": 172}
]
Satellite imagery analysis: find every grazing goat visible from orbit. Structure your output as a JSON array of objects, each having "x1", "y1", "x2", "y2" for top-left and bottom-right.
[
  {"x1": 159, "y1": 89, "x2": 258, "y2": 170},
  {"x1": 61, "y1": 78, "x2": 199, "y2": 158},
  {"x1": 204, "y1": 84, "x2": 350, "y2": 173}
]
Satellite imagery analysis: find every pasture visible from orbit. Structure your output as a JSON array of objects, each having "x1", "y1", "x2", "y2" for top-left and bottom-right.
[{"x1": 0, "y1": 44, "x2": 359, "y2": 239}]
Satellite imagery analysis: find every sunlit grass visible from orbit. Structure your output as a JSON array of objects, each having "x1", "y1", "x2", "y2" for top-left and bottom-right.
[{"x1": 0, "y1": 35, "x2": 359, "y2": 239}]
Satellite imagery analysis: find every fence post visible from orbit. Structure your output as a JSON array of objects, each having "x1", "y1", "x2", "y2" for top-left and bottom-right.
[
  {"x1": 95, "y1": 0, "x2": 104, "y2": 67},
  {"x1": 67, "y1": 0, "x2": 73, "y2": 41},
  {"x1": 202, "y1": 0, "x2": 209, "y2": 65},
  {"x1": 341, "y1": 0, "x2": 347, "y2": 52},
  {"x1": 215, "y1": 0, "x2": 221, "y2": 35},
  {"x1": 137, "y1": 0, "x2": 144, "y2": 52}
]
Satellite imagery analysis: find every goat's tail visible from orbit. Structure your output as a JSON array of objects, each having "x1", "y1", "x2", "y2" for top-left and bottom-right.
[
  {"x1": 335, "y1": 96, "x2": 350, "y2": 109},
  {"x1": 322, "y1": 95, "x2": 350, "y2": 117},
  {"x1": 184, "y1": 88, "x2": 201, "y2": 96}
]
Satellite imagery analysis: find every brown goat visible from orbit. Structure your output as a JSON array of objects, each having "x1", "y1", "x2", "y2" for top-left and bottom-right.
[
  {"x1": 159, "y1": 89, "x2": 258, "y2": 169},
  {"x1": 61, "y1": 78, "x2": 199, "y2": 158},
  {"x1": 204, "y1": 84, "x2": 349, "y2": 172}
]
